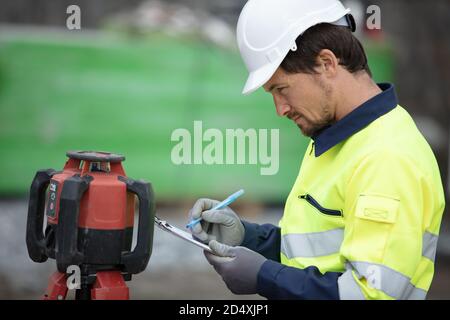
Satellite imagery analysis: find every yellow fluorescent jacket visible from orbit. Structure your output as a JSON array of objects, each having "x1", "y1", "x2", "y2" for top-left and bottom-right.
[{"x1": 279, "y1": 83, "x2": 446, "y2": 299}]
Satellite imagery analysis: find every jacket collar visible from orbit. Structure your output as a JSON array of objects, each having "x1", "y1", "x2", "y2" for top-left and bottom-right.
[{"x1": 311, "y1": 83, "x2": 398, "y2": 157}]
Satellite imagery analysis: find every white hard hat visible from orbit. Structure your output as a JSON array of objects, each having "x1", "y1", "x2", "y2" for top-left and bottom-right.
[{"x1": 237, "y1": 0, "x2": 352, "y2": 95}]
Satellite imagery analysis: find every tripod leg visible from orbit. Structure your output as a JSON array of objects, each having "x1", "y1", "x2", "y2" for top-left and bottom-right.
[
  {"x1": 91, "y1": 271, "x2": 129, "y2": 300},
  {"x1": 43, "y1": 272, "x2": 68, "y2": 300},
  {"x1": 75, "y1": 283, "x2": 92, "y2": 300}
]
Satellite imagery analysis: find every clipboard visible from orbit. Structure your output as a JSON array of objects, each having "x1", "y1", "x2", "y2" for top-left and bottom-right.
[{"x1": 154, "y1": 216, "x2": 213, "y2": 254}]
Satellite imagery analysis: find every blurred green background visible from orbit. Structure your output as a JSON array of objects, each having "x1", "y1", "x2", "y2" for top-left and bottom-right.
[{"x1": 0, "y1": 31, "x2": 392, "y2": 201}]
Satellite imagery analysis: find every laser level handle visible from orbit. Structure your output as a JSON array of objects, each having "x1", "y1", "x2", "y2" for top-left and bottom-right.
[
  {"x1": 121, "y1": 178, "x2": 155, "y2": 274},
  {"x1": 26, "y1": 169, "x2": 55, "y2": 262},
  {"x1": 56, "y1": 175, "x2": 91, "y2": 272}
]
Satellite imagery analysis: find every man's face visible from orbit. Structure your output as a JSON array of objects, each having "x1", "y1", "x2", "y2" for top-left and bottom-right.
[{"x1": 263, "y1": 67, "x2": 335, "y2": 137}]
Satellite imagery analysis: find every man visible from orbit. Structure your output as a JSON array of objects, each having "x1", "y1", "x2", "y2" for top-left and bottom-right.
[{"x1": 188, "y1": 0, "x2": 445, "y2": 299}]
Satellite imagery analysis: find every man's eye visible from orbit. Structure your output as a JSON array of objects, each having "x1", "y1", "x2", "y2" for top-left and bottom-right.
[{"x1": 278, "y1": 87, "x2": 287, "y2": 94}]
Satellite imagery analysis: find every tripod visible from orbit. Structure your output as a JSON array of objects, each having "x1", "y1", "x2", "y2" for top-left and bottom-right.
[{"x1": 43, "y1": 270, "x2": 130, "y2": 300}]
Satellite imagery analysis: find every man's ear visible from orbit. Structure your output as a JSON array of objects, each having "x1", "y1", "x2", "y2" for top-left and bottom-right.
[{"x1": 315, "y1": 49, "x2": 339, "y2": 78}]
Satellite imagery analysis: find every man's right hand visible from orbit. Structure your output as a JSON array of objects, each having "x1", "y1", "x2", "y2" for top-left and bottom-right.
[{"x1": 188, "y1": 198, "x2": 245, "y2": 246}]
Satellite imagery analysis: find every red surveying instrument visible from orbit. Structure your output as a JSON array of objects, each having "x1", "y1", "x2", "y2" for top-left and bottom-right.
[{"x1": 26, "y1": 151, "x2": 155, "y2": 300}]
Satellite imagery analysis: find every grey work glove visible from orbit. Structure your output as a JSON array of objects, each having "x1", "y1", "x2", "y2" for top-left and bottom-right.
[
  {"x1": 189, "y1": 198, "x2": 245, "y2": 246},
  {"x1": 204, "y1": 240, "x2": 267, "y2": 295}
]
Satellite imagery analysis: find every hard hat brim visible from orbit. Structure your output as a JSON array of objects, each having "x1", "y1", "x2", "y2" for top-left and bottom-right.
[{"x1": 242, "y1": 60, "x2": 282, "y2": 95}]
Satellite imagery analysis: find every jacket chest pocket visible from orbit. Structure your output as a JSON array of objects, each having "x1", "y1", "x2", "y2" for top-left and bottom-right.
[{"x1": 298, "y1": 194, "x2": 343, "y2": 217}]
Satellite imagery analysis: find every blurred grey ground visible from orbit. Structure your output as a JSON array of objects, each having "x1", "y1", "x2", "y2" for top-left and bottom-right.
[{"x1": 1, "y1": 199, "x2": 449, "y2": 300}]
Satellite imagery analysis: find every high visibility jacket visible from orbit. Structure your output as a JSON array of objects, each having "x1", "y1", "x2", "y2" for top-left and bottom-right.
[{"x1": 242, "y1": 83, "x2": 445, "y2": 300}]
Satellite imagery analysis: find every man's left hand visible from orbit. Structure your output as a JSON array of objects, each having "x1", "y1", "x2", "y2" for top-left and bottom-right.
[{"x1": 204, "y1": 240, "x2": 267, "y2": 295}]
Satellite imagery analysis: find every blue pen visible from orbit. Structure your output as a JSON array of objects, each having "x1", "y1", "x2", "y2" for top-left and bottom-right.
[{"x1": 186, "y1": 189, "x2": 245, "y2": 229}]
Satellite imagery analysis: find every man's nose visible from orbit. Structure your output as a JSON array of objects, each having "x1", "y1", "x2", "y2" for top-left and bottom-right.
[{"x1": 274, "y1": 97, "x2": 291, "y2": 117}]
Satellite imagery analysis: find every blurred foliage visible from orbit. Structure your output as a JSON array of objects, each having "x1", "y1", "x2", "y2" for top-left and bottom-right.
[{"x1": 0, "y1": 31, "x2": 392, "y2": 201}]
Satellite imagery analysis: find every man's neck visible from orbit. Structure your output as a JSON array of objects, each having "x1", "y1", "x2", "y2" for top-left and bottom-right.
[{"x1": 335, "y1": 72, "x2": 382, "y2": 121}]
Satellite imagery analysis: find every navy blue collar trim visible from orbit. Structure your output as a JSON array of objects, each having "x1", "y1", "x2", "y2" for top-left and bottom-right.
[{"x1": 311, "y1": 83, "x2": 398, "y2": 157}]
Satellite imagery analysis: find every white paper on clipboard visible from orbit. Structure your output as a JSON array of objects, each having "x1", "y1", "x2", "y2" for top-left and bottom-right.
[{"x1": 154, "y1": 216, "x2": 213, "y2": 253}]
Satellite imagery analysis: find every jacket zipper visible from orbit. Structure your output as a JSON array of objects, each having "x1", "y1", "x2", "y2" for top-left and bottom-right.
[
  {"x1": 309, "y1": 142, "x2": 315, "y2": 155},
  {"x1": 298, "y1": 194, "x2": 342, "y2": 217}
]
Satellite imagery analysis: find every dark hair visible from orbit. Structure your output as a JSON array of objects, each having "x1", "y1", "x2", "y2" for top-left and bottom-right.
[{"x1": 280, "y1": 23, "x2": 372, "y2": 77}]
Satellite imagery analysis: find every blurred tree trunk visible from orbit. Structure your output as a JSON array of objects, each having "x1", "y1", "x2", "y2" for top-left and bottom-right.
[{"x1": 380, "y1": 0, "x2": 450, "y2": 202}]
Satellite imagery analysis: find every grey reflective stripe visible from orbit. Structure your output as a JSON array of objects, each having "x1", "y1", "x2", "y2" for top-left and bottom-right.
[
  {"x1": 350, "y1": 261, "x2": 427, "y2": 300},
  {"x1": 338, "y1": 269, "x2": 366, "y2": 300},
  {"x1": 422, "y1": 231, "x2": 438, "y2": 262},
  {"x1": 406, "y1": 286, "x2": 428, "y2": 300},
  {"x1": 281, "y1": 228, "x2": 344, "y2": 258}
]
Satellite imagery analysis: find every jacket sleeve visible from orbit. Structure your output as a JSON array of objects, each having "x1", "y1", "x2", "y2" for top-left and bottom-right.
[
  {"x1": 257, "y1": 260, "x2": 342, "y2": 299},
  {"x1": 241, "y1": 221, "x2": 281, "y2": 262},
  {"x1": 241, "y1": 222, "x2": 343, "y2": 299}
]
